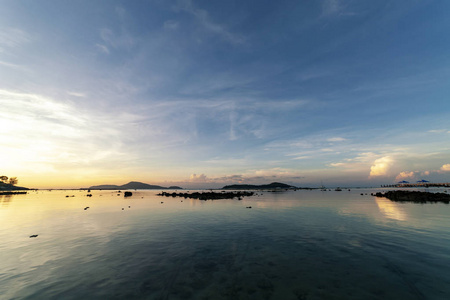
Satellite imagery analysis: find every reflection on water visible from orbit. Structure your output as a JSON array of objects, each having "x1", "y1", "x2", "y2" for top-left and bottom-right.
[
  {"x1": 375, "y1": 197, "x2": 407, "y2": 221},
  {"x1": 1, "y1": 189, "x2": 450, "y2": 299},
  {"x1": 0, "y1": 194, "x2": 13, "y2": 207}
]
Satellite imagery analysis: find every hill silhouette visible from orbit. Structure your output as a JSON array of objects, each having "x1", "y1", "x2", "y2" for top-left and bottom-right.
[
  {"x1": 0, "y1": 182, "x2": 29, "y2": 191},
  {"x1": 88, "y1": 181, "x2": 182, "y2": 190},
  {"x1": 222, "y1": 182, "x2": 297, "y2": 190}
]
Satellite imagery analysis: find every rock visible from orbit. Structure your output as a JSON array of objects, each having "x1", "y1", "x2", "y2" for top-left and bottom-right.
[
  {"x1": 374, "y1": 190, "x2": 450, "y2": 203},
  {"x1": 124, "y1": 191, "x2": 132, "y2": 197},
  {"x1": 157, "y1": 191, "x2": 255, "y2": 201}
]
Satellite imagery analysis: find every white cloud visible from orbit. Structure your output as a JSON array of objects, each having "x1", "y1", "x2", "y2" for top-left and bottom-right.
[
  {"x1": 395, "y1": 171, "x2": 415, "y2": 181},
  {"x1": 293, "y1": 156, "x2": 310, "y2": 160},
  {"x1": 369, "y1": 156, "x2": 393, "y2": 177},
  {"x1": 329, "y1": 162, "x2": 345, "y2": 167},
  {"x1": 327, "y1": 137, "x2": 347, "y2": 142},
  {"x1": 441, "y1": 164, "x2": 450, "y2": 172}
]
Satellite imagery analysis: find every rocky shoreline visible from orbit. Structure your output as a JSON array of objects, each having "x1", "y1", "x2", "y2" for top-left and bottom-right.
[
  {"x1": 157, "y1": 191, "x2": 255, "y2": 200},
  {"x1": 374, "y1": 190, "x2": 450, "y2": 204},
  {"x1": 0, "y1": 191, "x2": 27, "y2": 195}
]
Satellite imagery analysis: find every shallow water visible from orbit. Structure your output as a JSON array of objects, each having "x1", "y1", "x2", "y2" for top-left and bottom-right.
[{"x1": 1, "y1": 189, "x2": 450, "y2": 299}]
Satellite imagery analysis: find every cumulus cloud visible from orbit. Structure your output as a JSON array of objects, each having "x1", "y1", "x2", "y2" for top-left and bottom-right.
[
  {"x1": 189, "y1": 173, "x2": 208, "y2": 182},
  {"x1": 441, "y1": 164, "x2": 450, "y2": 172},
  {"x1": 185, "y1": 169, "x2": 304, "y2": 186},
  {"x1": 395, "y1": 171, "x2": 415, "y2": 181},
  {"x1": 369, "y1": 156, "x2": 393, "y2": 177}
]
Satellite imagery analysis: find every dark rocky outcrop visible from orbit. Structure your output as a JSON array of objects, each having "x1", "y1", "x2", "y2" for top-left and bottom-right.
[
  {"x1": 374, "y1": 190, "x2": 450, "y2": 204},
  {"x1": 157, "y1": 191, "x2": 255, "y2": 201}
]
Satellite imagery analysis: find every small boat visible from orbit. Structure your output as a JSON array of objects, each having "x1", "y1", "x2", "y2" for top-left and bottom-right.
[{"x1": 335, "y1": 187, "x2": 342, "y2": 191}]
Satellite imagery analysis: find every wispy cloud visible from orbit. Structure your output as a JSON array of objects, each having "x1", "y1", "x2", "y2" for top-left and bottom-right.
[
  {"x1": 327, "y1": 137, "x2": 347, "y2": 142},
  {"x1": 322, "y1": 0, "x2": 341, "y2": 16},
  {"x1": 99, "y1": 27, "x2": 135, "y2": 50},
  {"x1": 0, "y1": 89, "x2": 133, "y2": 174},
  {"x1": 0, "y1": 60, "x2": 29, "y2": 72},
  {"x1": 164, "y1": 20, "x2": 179, "y2": 30},
  {"x1": 95, "y1": 43, "x2": 110, "y2": 54},
  {"x1": 321, "y1": 0, "x2": 357, "y2": 18},
  {"x1": 0, "y1": 27, "x2": 31, "y2": 50},
  {"x1": 175, "y1": 0, "x2": 245, "y2": 45},
  {"x1": 67, "y1": 91, "x2": 86, "y2": 98},
  {"x1": 428, "y1": 129, "x2": 448, "y2": 133}
]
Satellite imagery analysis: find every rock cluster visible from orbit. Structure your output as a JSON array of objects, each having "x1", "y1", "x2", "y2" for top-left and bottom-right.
[
  {"x1": 157, "y1": 191, "x2": 255, "y2": 201},
  {"x1": 374, "y1": 190, "x2": 450, "y2": 203}
]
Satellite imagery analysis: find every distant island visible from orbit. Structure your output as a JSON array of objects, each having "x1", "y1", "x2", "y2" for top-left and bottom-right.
[
  {"x1": 222, "y1": 182, "x2": 298, "y2": 190},
  {"x1": 88, "y1": 181, "x2": 183, "y2": 190},
  {"x1": 0, "y1": 182, "x2": 29, "y2": 192}
]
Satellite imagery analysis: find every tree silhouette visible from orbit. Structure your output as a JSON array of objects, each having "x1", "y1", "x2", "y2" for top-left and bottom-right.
[
  {"x1": 0, "y1": 176, "x2": 8, "y2": 183},
  {"x1": 8, "y1": 177, "x2": 18, "y2": 186}
]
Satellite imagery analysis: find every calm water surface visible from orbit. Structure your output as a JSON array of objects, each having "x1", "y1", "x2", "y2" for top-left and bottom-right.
[{"x1": 1, "y1": 189, "x2": 450, "y2": 299}]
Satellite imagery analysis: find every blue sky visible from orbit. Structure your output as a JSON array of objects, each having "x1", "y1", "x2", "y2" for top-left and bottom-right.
[{"x1": 1, "y1": 0, "x2": 450, "y2": 188}]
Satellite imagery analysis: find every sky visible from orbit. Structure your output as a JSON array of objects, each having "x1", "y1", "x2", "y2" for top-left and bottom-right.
[{"x1": 1, "y1": 0, "x2": 450, "y2": 189}]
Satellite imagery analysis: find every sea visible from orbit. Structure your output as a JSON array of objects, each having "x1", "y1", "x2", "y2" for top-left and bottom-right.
[{"x1": 1, "y1": 188, "x2": 450, "y2": 300}]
